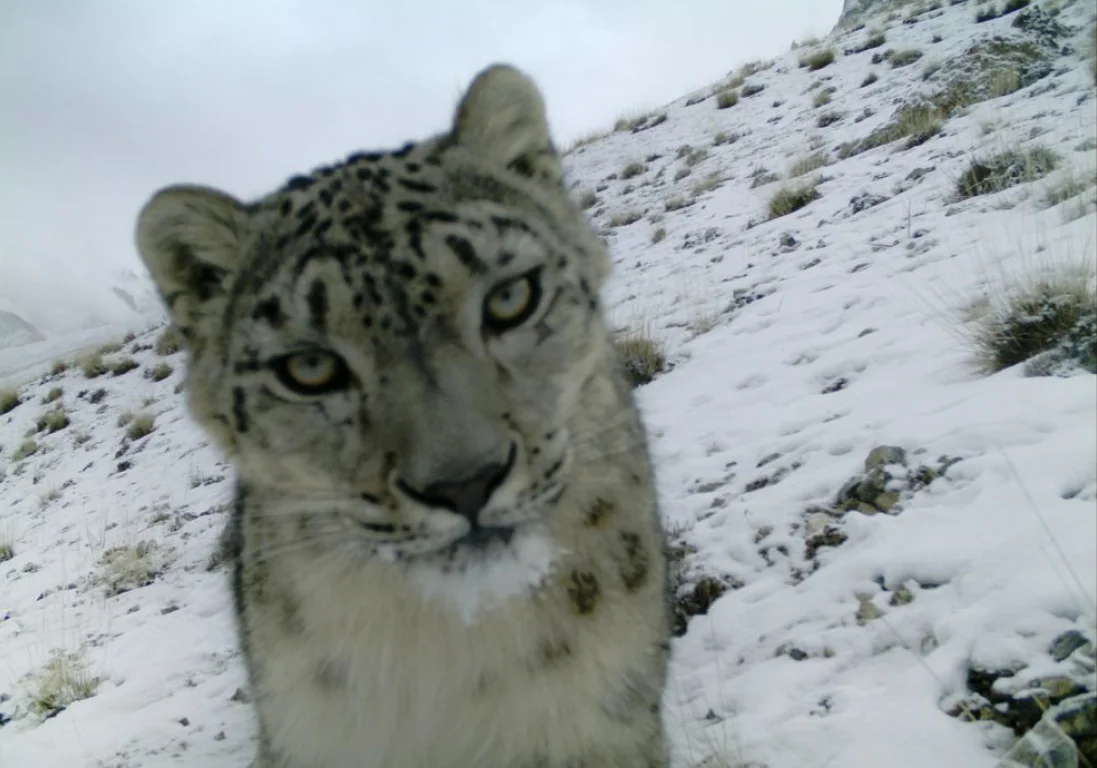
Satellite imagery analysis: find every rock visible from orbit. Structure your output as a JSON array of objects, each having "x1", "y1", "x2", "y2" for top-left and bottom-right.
[
  {"x1": 875, "y1": 491, "x2": 901, "y2": 512},
  {"x1": 1049, "y1": 629, "x2": 1089, "y2": 662},
  {"x1": 1000, "y1": 692, "x2": 1096, "y2": 768},
  {"x1": 856, "y1": 594, "x2": 884, "y2": 622},
  {"x1": 889, "y1": 586, "x2": 915, "y2": 606},
  {"x1": 805, "y1": 524, "x2": 848, "y2": 559},
  {"x1": 864, "y1": 445, "x2": 907, "y2": 470},
  {"x1": 850, "y1": 192, "x2": 888, "y2": 214}
]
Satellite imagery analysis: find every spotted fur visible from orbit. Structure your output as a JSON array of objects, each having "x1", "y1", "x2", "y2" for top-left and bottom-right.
[{"x1": 136, "y1": 64, "x2": 670, "y2": 768}]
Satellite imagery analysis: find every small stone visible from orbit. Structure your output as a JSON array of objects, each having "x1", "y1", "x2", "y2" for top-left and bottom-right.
[
  {"x1": 856, "y1": 502, "x2": 879, "y2": 515},
  {"x1": 1049, "y1": 629, "x2": 1088, "y2": 662},
  {"x1": 789, "y1": 648, "x2": 808, "y2": 661},
  {"x1": 856, "y1": 594, "x2": 884, "y2": 622},
  {"x1": 1031, "y1": 676, "x2": 1085, "y2": 701},
  {"x1": 803, "y1": 512, "x2": 833, "y2": 538},
  {"x1": 875, "y1": 491, "x2": 901, "y2": 512},
  {"x1": 229, "y1": 687, "x2": 250, "y2": 704},
  {"x1": 889, "y1": 586, "x2": 915, "y2": 606},
  {"x1": 864, "y1": 446, "x2": 906, "y2": 471}
]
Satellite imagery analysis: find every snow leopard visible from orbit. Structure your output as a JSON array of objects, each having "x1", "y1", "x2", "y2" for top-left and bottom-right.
[{"x1": 135, "y1": 63, "x2": 671, "y2": 767}]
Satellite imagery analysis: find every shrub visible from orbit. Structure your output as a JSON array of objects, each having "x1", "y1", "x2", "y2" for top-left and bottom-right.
[
  {"x1": 968, "y1": 270, "x2": 1096, "y2": 374},
  {"x1": 816, "y1": 111, "x2": 843, "y2": 128},
  {"x1": 615, "y1": 334, "x2": 667, "y2": 387},
  {"x1": 49, "y1": 360, "x2": 69, "y2": 376},
  {"x1": 674, "y1": 167, "x2": 691, "y2": 182},
  {"x1": 97, "y1": 341, "x2": 124, "y2": 356},
  {"x1": 41, "y1": 387, "x2": 63, "y2": 404},
  {"x1": 716, "y1": 89, "x2": 739, "y2": 109},
  {"x1": 838, "y1": 103, "x2": 942, "y2": 158},
  {"x1": 0, "y1": 539, "x2": 12, "y2": 562},
  {"x1": 691, "y1": 174, "x2": 722, "y2": 197},
  {"x1": 651, "y1": 227, "x2": 667, "y2": 244},
  {"x1": 1001, "y1": 0, "x2": 1029, "y2": 13},
  {"x1": 789, "y1": 151, "x2": 830, "y2": 177},
  {"x1": 125, "y1": 413, "x2": 156, "y2": 440},
  {"x1": 976, "y1": 5, "x2": 998, "y2": 22},
  {"x1": 741, "y1": 83, "x2": 765, "y2": 97},
  {"x1": 0, "y1": 388, "x2": 20, "y2": 415},
  {"x1": 665, "y1": 196, "x2": 693, "y2": 212},
  {"x1": 813, "y1": 88, "x2": 834, "y2": 107},
  {"x1": 100, "y1": 541, "x2": 161, "y2": 596},
  {"x1": 768, "y1": 179, "x2": 822, "y2": 219},
  {"x1": 11, "y1": 439, "x2": 38, "y2": 461},
  {"x1": 608, "y1": 210, "x2": 642, "y2": 228},
  {"x1": 79, "y1": 353, "x2": 108, "y2": 379},
  {"x1": 577, "y1": 190, "x2": 599, "y2": 210},
  {"x1": 109, "y1": 357, "x2": 139, "y2": 376},
  {"x1": 154, "y1": 326, "x2": 184, "y2": 356},
  {"x1": 864, "y1": 31, "x2": 886, "y2": 49},
  {"x1": 26, "y1": 648, "x2": 99, "y2": 720},
  {"x1": 684, "y1": 147, "x2": 708, "y2": 168},
  {"x1": 712, "y1": 131, "x2": 738, "y2": 146},
  {"x1": 749, "y1": 167, "x2": 780, "y2": 188},
  {"x1": 861, "y1": 72, "x2": 879, "y2": 87},
  {"x1": 956, "y1": 146, "x2": 1059, "y2": 198},
  {"x1": 1043, "y1": 170, "x2": 1097, "y2": 208},
  {"x1": 146, "y1": 363, "x2": 174, "y2": 383},
  {"x1": 621, "y1": 161, "x2": 646, "y2": 180},
  {"x1": 35, "y1": 407, "x2": 69, "y2": 434},
  {"x1": 800, "y1": 49, "x2": 836, "y2": 70},
  {"x1": 890, "y1": 49, "x2": 924, "y2": 68}
]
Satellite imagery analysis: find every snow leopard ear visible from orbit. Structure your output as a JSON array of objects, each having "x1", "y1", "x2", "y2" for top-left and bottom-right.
[
  {"x1": 451, "y1": 64, "x2": 563, "y2": 186},
  {"x1": 135, "y1": 185, "x2": 250, "y2": 346}
]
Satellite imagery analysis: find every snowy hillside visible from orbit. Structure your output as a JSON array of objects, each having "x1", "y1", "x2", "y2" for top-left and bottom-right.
[
  {"x1": 0, "y1": 264, "x2": 163, "y2": 358},
  {"x1": 1, "y1": 1, "x2": 1095, "y2": 767}
]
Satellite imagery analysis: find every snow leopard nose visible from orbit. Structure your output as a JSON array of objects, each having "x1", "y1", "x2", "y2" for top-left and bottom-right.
[{"x1": 398, "y1": 444, "x2": 516, "y2": 522}]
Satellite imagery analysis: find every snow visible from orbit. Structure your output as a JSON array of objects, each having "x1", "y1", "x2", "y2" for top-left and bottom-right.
[{"x1": 2, "y1": 2, "x2": 1095, "y2": 766}]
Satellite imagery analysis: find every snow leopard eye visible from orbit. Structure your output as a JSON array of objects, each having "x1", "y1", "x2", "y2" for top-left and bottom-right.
[
  {"x1": 273, "y1": 350, "x2": 350, "y2": 395},
  {"x1": 483, "y1": 268, "x2": 543, "y2": 332}
]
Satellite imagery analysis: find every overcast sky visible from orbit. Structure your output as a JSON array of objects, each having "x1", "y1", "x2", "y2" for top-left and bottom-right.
[{"x1": 0, "y1": 0, "x2": 842, "y2": 317}]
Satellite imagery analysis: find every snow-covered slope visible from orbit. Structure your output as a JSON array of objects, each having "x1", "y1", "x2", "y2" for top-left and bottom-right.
[
  {"x1": 0, "y1": 264, "x2": 163, "y2": 359},
  {"x1": 1, "y1": 1, "x2": 1095, "y2": 766}
]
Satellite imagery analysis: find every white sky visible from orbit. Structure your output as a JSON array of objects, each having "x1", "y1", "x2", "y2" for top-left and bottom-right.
[{"x1": 0, "y1": 0, "x2": 843, "y2": 306}]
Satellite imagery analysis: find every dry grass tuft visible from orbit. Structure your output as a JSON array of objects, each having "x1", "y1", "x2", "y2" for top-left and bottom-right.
[
  {"x1": 35, "y1": 407, "x2": 69, "y2": 434},
  {"x1": 767, "y1": 179, "x2": 822, "y2": 219},
  {"x1": 26, "y1": 648, "x2": 99, "y2": 719},
  {"x1": 0, "y1": 388, "x2": 21, "y2": 415},
  {"x1": 956, "y1": 146, "x2": 1059, "y2": 199},
  {"x1": 789, "y1": 151, "x2": 830, "y2": 177},
  {"x1": 621, "y1": 161, "x2": 646, "y2": 180},
  {"x1": 608, "y1": 210, "x2": 643, "y2": 228},
  {"x1": 109, "y1": 357, "x2": 140, "y2": 376},
  {"x1": 41, "y1": 387, "x2": 63, "y2": 404},
  {"x1": 799, "y1": 48, "x2": 836, "y2": 71},
  {"x1": 79, "y1": 353, "x2": 108, "y2": 379},
  {"x1": 965, "y1": 264, "x2": 1095, "y2": 375},
  {"x1": 100, "y1": 540, "x2": 161, "y2": 596},
  {"x1": 145, "y1": 362, "x2": 174, "y2": 382},
  {"x1": 716, "y1": 89, "x2": 739, "y2": 109},
  {"x1": 11, "y1": 439, "x2": 38, "y2": 461},
  {"x1": 155, "y1": 326, "x2": 184, "y2": 356},
  {"x1": 615, "y1": 333, "x2": 667, "y2": 388}
]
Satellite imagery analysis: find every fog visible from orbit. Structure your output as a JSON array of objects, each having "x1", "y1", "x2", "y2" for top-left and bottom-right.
[{"x1": 0, "y1": 0, "x2": 842, "y2": 343}]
